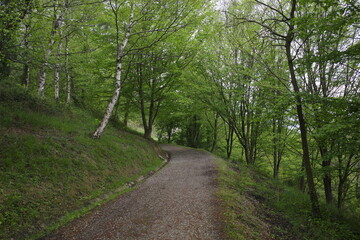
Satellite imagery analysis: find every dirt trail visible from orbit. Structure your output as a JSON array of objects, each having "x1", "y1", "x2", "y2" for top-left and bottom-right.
[{"x1": 42, "y1": 145, "x2": 224, "y2": 240}]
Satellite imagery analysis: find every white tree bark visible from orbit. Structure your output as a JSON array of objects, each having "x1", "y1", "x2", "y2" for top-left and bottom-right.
[
  {"x1": 38, "y1": 48, "x2": 53, "y2": 96},
  {"x1": 54, "y1": 17, "x2": 63, "y2": 101},
  {"x1": 93, "y1": 11, "x2": 134, "y2": 138},
  {"x1": 38, "y1": 10, "x2": 59, "y2": 96},
  {"x1": 63, "y1": 0, "x2": 71, "y2": 104}
]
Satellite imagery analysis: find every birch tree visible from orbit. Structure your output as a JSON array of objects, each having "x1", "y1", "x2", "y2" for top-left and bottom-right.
[
  {"x1": 93, "y1": 0, "x2": 206, "y2": 138},
  {"x1": 37, "y1": 0, "x2": 61, "y2": 96},
  {"x1": 54, "y1": 10, "x2": 64, "y2": 101}
]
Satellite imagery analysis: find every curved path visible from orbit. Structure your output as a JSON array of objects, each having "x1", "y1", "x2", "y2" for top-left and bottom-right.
[{"x1": 43, "y1": 145, "x2": 223, "y2": 240}]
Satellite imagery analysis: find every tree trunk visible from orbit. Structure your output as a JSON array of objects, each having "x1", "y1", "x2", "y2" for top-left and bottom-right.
[
  {"x1": 298, "y1": 159, "x2": 306, "y2": 192},
  {"x1": 273, "y1": 117, "x2": 284, "y2": 178},
  {"x1": 166, "y1": 125, "x2": 172, "y2": 143},
  {"x1": 38, "y1": 8, "x2": 59, "y2": 96},
  {"x1": 225, "y1": 123, "x2": 234, "y2": 159},
  {"x1": 320, "y1": 147, "x2": 333, "y2": 204},
  {"x1": 123, "y1": 98, "x2": 131, "y2": 127},
  {"x1": 93, "y1": 12, "x2": 133, "y2": 138},
  {"x1": 187, "y1": 115, "x2": 201, "y2": 148},
  {"x1": 337, "y1": 155, "x2": 352, "y2": 209},
  {"x1": 22, "y1": 64, "x2": 30, "y2": 88},
  {"x1": 22, "y1": 22, "x2": 30, "y2": 88},
  {"x1": 210, "y1": 113, "x2": 219, "y2": 152},
  {"x1": 144, "y1": 127, "x2": 152, "y2": 140},
  {"x1": 273, "y1": 118, "x2": 279, "y2": 178},
  {"x1": 54, "y1": 24, "x2": 63, "y2": 102},
  {"x1": 137, "y1": 60, "x2": 149, "y2": 139},
  {"x1": 323, "y1": 165, "x2": 333, "y2": 204},
  {"x1": 285, "y1": 0, "x2": 320, "y2": 217},
  {"x1": 65, "y1": 34, "x2": 71, "y2": 104},
  {"x1": 286, "y1": 45, "x2": 320, "y2": 216}
]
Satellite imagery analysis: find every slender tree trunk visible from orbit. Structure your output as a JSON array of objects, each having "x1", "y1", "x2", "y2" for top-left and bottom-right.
[
  {"x1": 54, "y1": 22, "x2": 63, "y2": 102},
  {"x1": 137, "y1": 62, "x2": 150, "y2": 138},
  {"x1": 320, "y1": 147, "x2": 333, "y2": 204},
  {"x1": 286, "y1": 45, "x2": 320, "y2": 216},
  {"x1": 273, "y1": 118, "x2": 279, "y2": 178},
  {"x1": 187, "y1": 115, "x2": 201, "y2": 148},
  {"x1": 22, "y1": 64, "x2": 30, "y2": 88},
  {"x1": 285, "y1": 0, "x2": 320, "y2": 217},
  {"x1": 65, "y1": 34, "x2": 71, "y2": 104},
  {"x1": 167, "y1": 125, "x2": 172, "y2": 143},
  {"x1": 337, "y1": 180, "x2": 344, "y2": 209},
  {"x1": 225, "y1": 123, "x2": 234, "y2": 159},
  {"x1": 123, "y1": 98, "x2": 131, "y2": 127},
  {"x1": 273, "y1": 117, "x2": 284, "y2": 178},
  {"x1": 63, "y1": 0, "x2": 72, "y2": 104},
  {"x1": 210, "y1": 113, "x2": 219, "y2": 152},
  {"x1": 93, "y1": 11, "x2": 133, "y2": 138},
  {"x1": 38, "y1": 7, "x2": 59, "y2": 96},
  {"x1": 144, "y1": 85, "x2": 156, "y2": 139},
  {"x1": 337, "y1": 155, "x2": 352, "y2": 209},
  {"x1": 298, "y1": 159, "x2": 306, "y2": 192},
  {"x1": 22, "y1": 23, "x2": 30, "y2": 88}
]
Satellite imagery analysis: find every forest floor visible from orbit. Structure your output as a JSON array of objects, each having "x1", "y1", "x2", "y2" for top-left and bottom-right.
[{"x1": 41, "y1": 145, "x2": 225, "y2": 240}]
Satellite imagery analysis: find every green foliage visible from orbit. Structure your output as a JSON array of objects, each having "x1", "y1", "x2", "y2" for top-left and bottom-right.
[
  {"x1": 217, "y1": 157, "x2": 360, "y2": 240},
  {"x1": 0, "y1": 0, "x2": 359, "y2": 237}
]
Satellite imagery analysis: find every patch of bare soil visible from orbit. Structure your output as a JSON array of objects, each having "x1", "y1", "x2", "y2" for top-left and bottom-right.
[{"x1": 41, "y1": 145, "x2": 224, "y2": 240}]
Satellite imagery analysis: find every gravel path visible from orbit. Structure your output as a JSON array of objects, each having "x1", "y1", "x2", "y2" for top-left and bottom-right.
[{"x1": 42, "y1": 145, "x2": 224, "y2": 240}]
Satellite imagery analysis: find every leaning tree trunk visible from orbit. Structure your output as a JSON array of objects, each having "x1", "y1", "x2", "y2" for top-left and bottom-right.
[
  {"x1": 93, "y1": 12, "x2": 133, "y2": 138},
  {"x1": 286, "y1": 42, "x2": 320, "y2": 216},
  {"x1": 285, "y1": 0, "x2": 320, "y2": 217}
]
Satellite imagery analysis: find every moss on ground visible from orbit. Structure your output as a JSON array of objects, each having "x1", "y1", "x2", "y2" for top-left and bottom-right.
[{"x1": 0, "y1": 84, "x2": 164, "y2": 240}]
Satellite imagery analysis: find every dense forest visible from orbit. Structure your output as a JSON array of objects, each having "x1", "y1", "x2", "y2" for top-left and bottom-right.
[{"x1": 0, "y1": 0, "x2": 359, "y2": 239}]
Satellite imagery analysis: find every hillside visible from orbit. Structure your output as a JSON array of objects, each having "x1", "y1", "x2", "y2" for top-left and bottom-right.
[
  {"x1": 0, "y1": 82, "x2": 166, "y2": 240},
  {"x1": 217, "y1": 158, "x2": 360, "y2": 240}
]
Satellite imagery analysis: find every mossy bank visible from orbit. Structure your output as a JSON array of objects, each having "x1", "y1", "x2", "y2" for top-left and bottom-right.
[{"x1": 0, "y1": 82, "x2": 165, "y2": 240}]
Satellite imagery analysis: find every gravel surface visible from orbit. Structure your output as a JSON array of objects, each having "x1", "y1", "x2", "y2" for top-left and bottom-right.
[{"x1": 42, "y1": 145, "x2": 224, "y2": 240}]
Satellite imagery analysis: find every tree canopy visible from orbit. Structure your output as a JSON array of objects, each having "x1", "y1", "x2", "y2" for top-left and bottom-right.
[{"x1": 1, "y1": 0, "x2": 359, "y2": 218}]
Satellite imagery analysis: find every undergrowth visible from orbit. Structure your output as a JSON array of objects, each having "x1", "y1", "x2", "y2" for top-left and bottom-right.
[
  {"x1": 216, "y1": 157, "x2": 360, "y2": 240},
  {"x1": 0, "y1": 83, "x2": 164, "y2": 240}
]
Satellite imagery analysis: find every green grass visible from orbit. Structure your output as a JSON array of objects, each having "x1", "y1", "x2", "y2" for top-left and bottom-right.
[
  {"x1": 216, "y1": 157, "x2": 360, "y2": 240},
  {"x1": 0, "y1": 83, "x2": 165, "y2": 240}
]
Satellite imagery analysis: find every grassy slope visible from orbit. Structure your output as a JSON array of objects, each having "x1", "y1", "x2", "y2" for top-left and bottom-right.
[
  {"x1": 0, "y1": 83, "x2": 165, "y2": 240},
  {"x1": 216, "y1": 158, "x2": 360, "y2": 240}
]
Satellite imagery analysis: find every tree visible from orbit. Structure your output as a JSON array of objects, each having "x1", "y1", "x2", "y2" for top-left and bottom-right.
[
  {"x1": 93, "y1": 0, "x2": 206, "y2": 138},
  {"x1": 0, "y1": 0, "x2": 32, "y2": 77},
  {"x1": 37, "y1": 0, "x2": 62, "y2": 96},
  {"x1": 225, "y1": 0, "x2": 321, "y2": 216}
]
